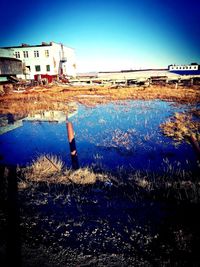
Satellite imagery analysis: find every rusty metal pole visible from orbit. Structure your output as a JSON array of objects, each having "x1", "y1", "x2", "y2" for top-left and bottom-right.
[{"x1": 66, "y1": 118, "x2": 79, "y2": 170}]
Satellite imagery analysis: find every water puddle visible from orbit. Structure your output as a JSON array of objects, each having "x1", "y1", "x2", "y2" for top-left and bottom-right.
[{"x1": 0, "y1": 100, "x2": 197, "y2": 173}]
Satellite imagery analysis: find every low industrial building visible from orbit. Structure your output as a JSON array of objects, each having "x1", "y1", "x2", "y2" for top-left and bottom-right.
[{"x1": 168, "y1": 63, "x2": 200, "y2": 75}]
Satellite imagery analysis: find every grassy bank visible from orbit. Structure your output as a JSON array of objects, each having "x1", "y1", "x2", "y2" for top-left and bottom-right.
[{"x1": 16, "y1": 154, "x2": 200, "y2": 204}]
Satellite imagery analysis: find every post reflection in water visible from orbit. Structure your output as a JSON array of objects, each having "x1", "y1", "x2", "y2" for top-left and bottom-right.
[{"x1": 66, "y1": 115, "x2": 79, "y2": 170}]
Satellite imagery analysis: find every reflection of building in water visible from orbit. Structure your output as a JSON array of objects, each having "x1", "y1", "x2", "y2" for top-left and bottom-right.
[
  {"x1": 0, "y1": 115, "x2": 23, "y2": 135},
  {"x1": 26, "y1": 111, "x2": 66, "y2": 122},
  {"x1": 0, "y1": 107, "x2": 78, "y2": 135},
  {"x1": 25, "y1": 110, "x2": 77, "y2": 123}
]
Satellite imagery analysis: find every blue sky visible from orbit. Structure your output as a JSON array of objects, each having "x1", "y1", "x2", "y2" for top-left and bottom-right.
[{"x1": 1, "y1": 0, "x2": 200, "y2": 72}]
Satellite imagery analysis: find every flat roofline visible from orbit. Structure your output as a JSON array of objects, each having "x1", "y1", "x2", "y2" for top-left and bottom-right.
[
  {"x1": 2, "y1": 44, "x2": 52, "y2": 49},
  {"x1": 99, "y1": 68, "x2": 168, "y2": 73},
  {"x1": 169, "y1": 63, "x2": 199, "y2": 66},
  {"x1": 2, "y1": 41, "x2": 74, "y2": 50}
]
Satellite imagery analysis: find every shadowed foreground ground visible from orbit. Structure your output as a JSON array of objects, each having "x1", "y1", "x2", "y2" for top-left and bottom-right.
[{"x1": 0, "y1": 156, "x2": 200, "y2": 266}]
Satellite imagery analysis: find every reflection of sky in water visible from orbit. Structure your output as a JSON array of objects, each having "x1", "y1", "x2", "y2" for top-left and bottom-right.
[{"x1": 0, "y1": 100, "x2": 197, "y2": 174}]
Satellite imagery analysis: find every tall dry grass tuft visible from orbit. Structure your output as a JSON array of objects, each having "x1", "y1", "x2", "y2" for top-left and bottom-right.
[
  {"x1": 67, "y1": 167, "x2": 107, "y2": 184},
  {"x1": 23, "y1": 154, "x2": 64, "y2": 183},
  {"x1": 19, "y1": 154, "x2": 109, "y2": 188}
]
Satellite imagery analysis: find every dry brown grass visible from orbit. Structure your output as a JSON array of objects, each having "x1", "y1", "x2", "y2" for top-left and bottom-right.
[
  {"x1": 0, "y1": 84, "x2": 199, "y2": 115},
  {"x1": 160, "y1": 113, "x2": 200, "y2": 143},
  {"x1": 17, "y1": 154, "x2": 200, "y2": 203},
  {"x1": 0, "y1": 87, "x2": 76, "y2": 115},
  {"x1": 67, "y1": 167, "x2": 107, "y2": 184},
  {"x1": 133, "y1": 175, "x2": 200, "y2": 203},
  {"x1": 18, "y1": 154, "x2": 109, "y2": 188}
]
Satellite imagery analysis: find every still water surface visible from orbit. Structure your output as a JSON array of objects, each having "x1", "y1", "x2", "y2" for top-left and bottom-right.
[{"x1": 0, "y1": 100, "x2": 196, "y2": 174}]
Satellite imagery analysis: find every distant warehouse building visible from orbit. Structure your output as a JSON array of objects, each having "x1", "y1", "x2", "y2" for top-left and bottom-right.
[
  {"x1": 2, "y1": 42, "x2": 76, "y2": 81},
  {"x1": 168, "y1": 63, "x2": 200, "y2": 75}
]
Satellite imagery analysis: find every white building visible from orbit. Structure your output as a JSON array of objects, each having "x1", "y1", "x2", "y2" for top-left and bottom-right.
[
  {"x1": 3, "y1": 42, "x2": 76, "y2": 80},
  {"x1": 168, "y1": 63, "x2": 199, "y2": 71}
]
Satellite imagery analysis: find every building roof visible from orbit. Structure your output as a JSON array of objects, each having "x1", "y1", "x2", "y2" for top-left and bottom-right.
[
  {"x1": 169, "y1": 63, "x2": 199, "y2": 66},
  {"x1": 2, "y1": 42, "x2": 53, "y2": 49},
  {"x1": 2, "y1": 41, "x2": 74, "y2": 50}
]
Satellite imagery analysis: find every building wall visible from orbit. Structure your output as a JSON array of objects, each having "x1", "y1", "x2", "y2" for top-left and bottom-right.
[
  {"x1": 168, "y1": 64, "x2": 200, "y2": 75},
  {"x1": 62, "y1": 45, "x2": 77, "y2": 76},
  {"x1": 8, "y1": 42, "x2": 76, "y2": 80},
  {"x1": 169, "y1": 64, "x2": 198, "y2": 71}
]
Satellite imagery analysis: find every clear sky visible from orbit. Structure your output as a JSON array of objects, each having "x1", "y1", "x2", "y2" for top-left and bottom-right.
[{"x1": 1, "y1": 0, "x2": 200, "y2": 72}]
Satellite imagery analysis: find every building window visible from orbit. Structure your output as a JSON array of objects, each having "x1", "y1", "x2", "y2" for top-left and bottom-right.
[
  {"x1": 34, "y1": 50, "x2": 39, "y2": 57},
  {"x1": 46, "y1": 65, "x2": 50, "y2": 72},
  {"x1": 45, "y1": 50, "x2": 49, "y2": 57},
  {"x1": 15, "y1": 51, "x2": 20, "y2": 58},
  {"x1": 35, "y1": 65, "x2": 41, "y2": 72},
  {"x1": 23, "y1": 51, "x2": 28, "y2": 58}
]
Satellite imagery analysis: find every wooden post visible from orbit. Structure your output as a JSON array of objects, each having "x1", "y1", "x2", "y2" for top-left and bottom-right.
[
  {"x1": 66, "y1": 119, "x2": 79, "y2": 170},
  {"x1": 6, "y1": 167, "x2": 21, "y2": 266}
]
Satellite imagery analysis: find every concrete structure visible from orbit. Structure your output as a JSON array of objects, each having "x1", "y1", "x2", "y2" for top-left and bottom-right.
[
  {"x1": 0, "y1": 57, "x2": 22, "y2": 76},
  {"x1": 97, "y1": 69, "x2": 172, "y2": 81},
  {"x1": 71, "y1": 69, "x2": 181, "y2": 85},
  {"x1": 0, "y1": 48, "x2": 23, "y2": 84},
  {"x1": 3, "y1": 42, "x2": 76, "y2": 80},
  {"x1": 72, "y1": 65, "x2": 200, "y2": 86}
]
